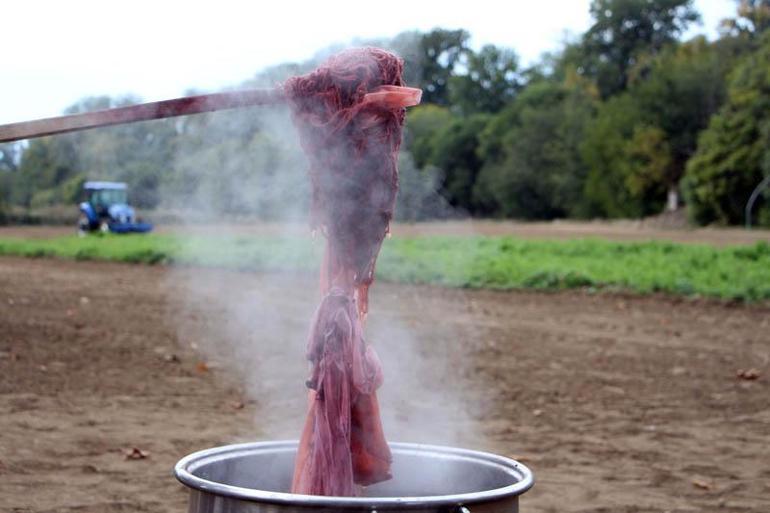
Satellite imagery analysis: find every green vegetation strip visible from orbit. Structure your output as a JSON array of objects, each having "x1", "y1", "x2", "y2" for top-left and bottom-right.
[{"x1": 1, "y1": 234, "x2": 769, "y2": 301}]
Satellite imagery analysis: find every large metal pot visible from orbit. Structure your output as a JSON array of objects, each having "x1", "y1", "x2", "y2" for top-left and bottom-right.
[{"x1": 175, "y1": 441, "x2": 534, "y2": 513}]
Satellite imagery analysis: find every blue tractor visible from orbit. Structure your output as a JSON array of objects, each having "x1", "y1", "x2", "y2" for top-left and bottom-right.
[{"x1": 78, "y1": 181, "x2": 153, "y2": 234}]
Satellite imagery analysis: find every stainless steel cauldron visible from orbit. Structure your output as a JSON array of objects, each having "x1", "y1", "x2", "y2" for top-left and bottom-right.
[{"x1": 174, "y1": 441, "x2": 534, "y2": 513}]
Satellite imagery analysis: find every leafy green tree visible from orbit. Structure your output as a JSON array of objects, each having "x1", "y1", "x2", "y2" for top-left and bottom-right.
[
  {"x1": 417, "y1": 29, "x2": 470, "y2": 105},
  {"x1": 404, "y1": 104, "x2": 453, "y2": 168},
  {"x1": 581, "y1": 94, "x2": 651, "y2": 217},
  {"x1": 627, "y1": 37, "x2": 728, "y2": 205},
  {"x1": 448, "y1": 45, "x2": 520, "y2": 115},
  {"x1": 581, "y1": 37, "x2": 728, "y2": 217},
  {"x1": 475, "y1": 78, "x2": 597, "y2": 218},
  {"x1": 165, "y1": 104, "x2": 309, "y2": 219},
  {"x1": 683, "y1": 33, "x2": 770, "y2": 225},
  {"x1": 0, "y1": 183, "x2": 8, "y2": 223},
  {"x1": 76, "y1": 119, "x2": 177, "y2": 208},
  {"x1": 0, "y1": 143, "x2": 20, "y2": 173},
  {"x1": 421, "y1": 114, "x2": 490, "y2": 211},
  {"x1": 14, "y1": 135, "x2": 79, "y2": 207},
  {"x1": 721, "y1": 0, "x2": 770, "y2": 36},
  {"x1": 59, "y1": 95, "x2": 177, "y2": 208},
  {"x1": 394, "y1": 153, "x2": 454, "y2": 221},
  {"x1": 0, "y1": 143, "x2": 18, "y2": 222},
  {"x1": 8, "y1": 95, "x2": 177, "y2": 210},
  {"x1": 625, "y1": 126, "x2": 672, "y2": 201},
  {"x1": 0, "y1": 143, "x2": 19, "y2": 215},
  {"x1": 387, "y1": 31, "x2": 424, "y2": 87},
  {"x1": 579, "y1": 0, "x2": 700, "y2": 98}
]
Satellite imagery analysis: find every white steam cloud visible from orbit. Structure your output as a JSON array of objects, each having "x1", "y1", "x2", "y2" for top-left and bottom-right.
[{"x1": 163, "y1": 42, "x2": 485, "y2": 455}]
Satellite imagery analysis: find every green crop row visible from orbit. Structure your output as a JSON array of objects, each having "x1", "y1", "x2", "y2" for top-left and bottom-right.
[{"x1": 1, "y1": 233, "x2": 769, "y2": 302}]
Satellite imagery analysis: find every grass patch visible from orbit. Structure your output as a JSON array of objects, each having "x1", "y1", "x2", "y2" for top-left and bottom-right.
[{"x1": 1, "y1": 233, "x2": 769, "y2": 301}]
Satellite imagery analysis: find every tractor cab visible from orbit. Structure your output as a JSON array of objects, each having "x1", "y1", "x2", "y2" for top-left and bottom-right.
[{"x1": 78, "y1": 181, "x2": 153, "y2": 234}]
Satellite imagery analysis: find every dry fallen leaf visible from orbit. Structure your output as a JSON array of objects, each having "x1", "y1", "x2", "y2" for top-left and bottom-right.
[
  {"x1": 81, "y1": 464, "x2": 99, "y2": 474},
  {"x1": 196, "y1": 361, "x2": 209, "y2": 373},
  {"x1": 123, "y1": 447, "x2": 150, "y2": 460},
  {"x1": 230, "y1": 401, "x2": 245, "y2": 410},
  {"x1": 692, "y1": 478, "x2": 713, "y2": 491},
  {"x1": 736, "y1": 368, "x2": 760, "y2": 381}
]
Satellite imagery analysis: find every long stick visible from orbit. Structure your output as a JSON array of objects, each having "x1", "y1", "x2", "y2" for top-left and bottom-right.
[{"x1": 0, "y1": 88, "x2": 285, "y2": 143}]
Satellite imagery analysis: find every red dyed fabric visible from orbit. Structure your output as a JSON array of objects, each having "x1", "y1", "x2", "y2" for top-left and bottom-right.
[{"x1": 284, "y1": 48, "x2": 420, "y2": 496}]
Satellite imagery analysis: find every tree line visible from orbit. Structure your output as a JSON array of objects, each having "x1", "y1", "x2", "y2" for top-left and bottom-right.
[{"x1": 1, "y1": 0, "x2": 769, "y2": 226}]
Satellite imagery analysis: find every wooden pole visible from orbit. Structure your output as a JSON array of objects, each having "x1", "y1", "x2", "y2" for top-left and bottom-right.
[{"x1": 0, "y1": 88, "x2": 285, "y2": 143}]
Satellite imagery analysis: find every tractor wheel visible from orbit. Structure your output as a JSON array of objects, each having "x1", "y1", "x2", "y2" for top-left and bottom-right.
[{"x1": 77, "y1": 214, "x2": 90, "y2": 237}]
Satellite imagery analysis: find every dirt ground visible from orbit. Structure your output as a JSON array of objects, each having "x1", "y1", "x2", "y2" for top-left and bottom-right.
[
  {"x1": 1, "y1": 257, "x2": 769, "y2": 513},
  {"x1": 2, "y1": 219, "x2": 770, "y2": 246}
]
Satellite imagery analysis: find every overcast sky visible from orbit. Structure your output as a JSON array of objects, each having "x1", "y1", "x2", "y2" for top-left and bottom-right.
[{"x1": 1, "y1": 0, "x2": 735, "y2": 125}]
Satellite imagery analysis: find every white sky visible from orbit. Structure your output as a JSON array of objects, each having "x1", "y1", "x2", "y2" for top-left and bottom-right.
[{"x1": 1, "y1": 0, "x2": 735, "y2": 125}]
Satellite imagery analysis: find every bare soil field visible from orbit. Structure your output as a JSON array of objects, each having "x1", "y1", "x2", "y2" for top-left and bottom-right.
[
  {"x1": 2, "y1": 219, "x2": 770, "y2": 246},
  {"x1": 1, "y1": 257, "x2": 769, "y2": 513}
]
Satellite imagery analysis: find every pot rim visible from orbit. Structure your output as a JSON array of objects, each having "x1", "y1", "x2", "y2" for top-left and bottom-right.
[{"x1": 174, "y1": 440, "x2": 534, "y2": 509}]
